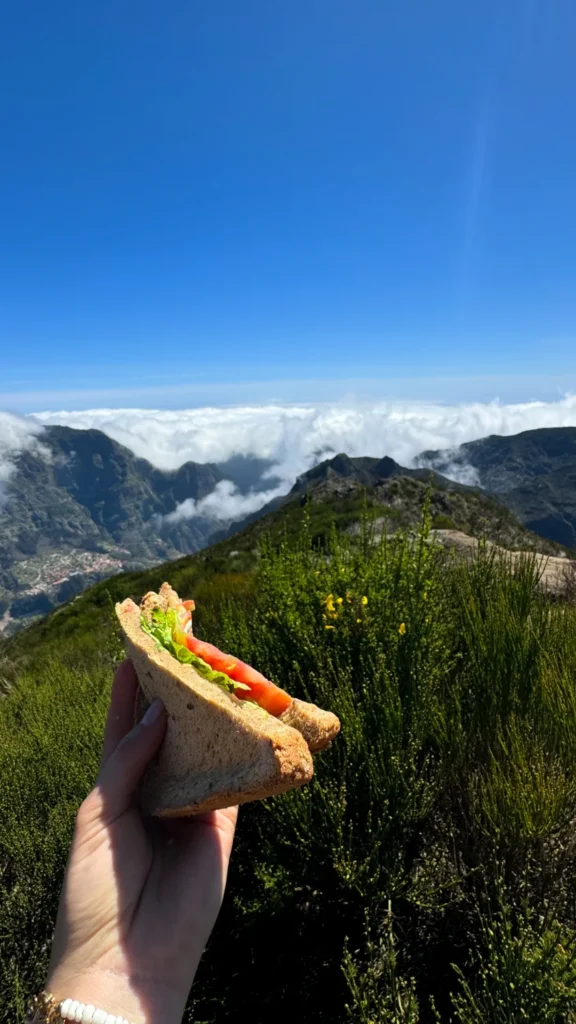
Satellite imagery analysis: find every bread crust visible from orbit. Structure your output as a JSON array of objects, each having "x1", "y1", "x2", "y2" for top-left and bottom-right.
[
  {"x1": 116, "y1": 598, "x2": 314, "y2": 816},
  {"x1": 280, "y1": 698, "x2": 340, "y2": 752}
]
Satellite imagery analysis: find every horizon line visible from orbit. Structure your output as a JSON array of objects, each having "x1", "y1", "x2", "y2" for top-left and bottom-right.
[{"x1": 2, "y1": 374, "x2": 576, "y2": 413}]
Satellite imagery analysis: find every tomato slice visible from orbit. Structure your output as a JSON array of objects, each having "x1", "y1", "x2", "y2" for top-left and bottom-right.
[
  {"x1": 184, "y1": 634, "x2": 238, "y2": 675},
  {"x1": 174, "y1": 629, "x2": 292, "y2": 716},
  {"x1": 228, "y1": 660, "x2": 292, "y2": 716},
  {"x1": 182, "y1": 600, "x2": 196, "y2": 611}
]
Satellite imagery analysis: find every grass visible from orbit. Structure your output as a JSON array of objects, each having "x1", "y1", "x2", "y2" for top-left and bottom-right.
[{"x1": 2, "y1": 506, "x2": 576, "y2": 1022}]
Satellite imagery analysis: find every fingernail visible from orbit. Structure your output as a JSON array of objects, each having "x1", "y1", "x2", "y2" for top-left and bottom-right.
[{"x1": 142, "y1": 699, "x2": 165, "y2": 725}]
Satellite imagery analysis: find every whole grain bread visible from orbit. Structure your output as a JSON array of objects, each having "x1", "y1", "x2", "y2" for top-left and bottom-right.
[
  {"x1": 279, "y1": 698, "x2": 340, "y2": 752},
  {"x1": 135, "y1": 582, "x2": 339, "y2": 753},
  {"x1": 116, "y1": 598, "x2": 315, "y2": 816}
]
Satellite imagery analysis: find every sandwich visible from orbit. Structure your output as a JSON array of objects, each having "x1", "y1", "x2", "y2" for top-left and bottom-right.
[{"x1": 115, "y1": 583, "x2": 340, "y2": 817}]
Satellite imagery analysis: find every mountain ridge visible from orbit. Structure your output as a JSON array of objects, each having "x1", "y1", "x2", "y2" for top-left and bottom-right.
[
  {"x1": 211, "y1": 451, "x2": 568, "y2": 599},
  {"x1": 0, "y1": 426, "x2": 266, "y2": 624},
  {"x1": 420, "y1": 426, "x2": 576, "y2": 547},
  {"x1": 1, "y1": 424, "x2": 575, "y2": 632}
]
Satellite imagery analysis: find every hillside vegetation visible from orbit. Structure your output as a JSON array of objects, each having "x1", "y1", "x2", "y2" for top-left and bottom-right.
[{"x1": 2, "y1": 505, "x2": 576, "y2": 1022}]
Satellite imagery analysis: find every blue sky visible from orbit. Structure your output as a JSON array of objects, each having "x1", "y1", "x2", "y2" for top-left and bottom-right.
[{"x1": 1, "y1": 0, "x2": 576, "y2": 409}]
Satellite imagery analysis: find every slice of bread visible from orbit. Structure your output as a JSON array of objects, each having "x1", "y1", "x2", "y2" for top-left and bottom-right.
[
  {"x1": 280, "y1": 698, "x2": 340, "y2": 752},
  {"x1": 116, "y1": 598, "x2": 314, "y2": 817}
]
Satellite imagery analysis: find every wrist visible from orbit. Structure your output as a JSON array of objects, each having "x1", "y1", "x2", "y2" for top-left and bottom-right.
[{"x1": 46, "y1": 964, "x2": 190, "y2": 1024}]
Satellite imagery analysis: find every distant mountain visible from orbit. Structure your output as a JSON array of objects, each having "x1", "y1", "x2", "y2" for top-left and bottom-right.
[
  {"x1": 223, "y1": 451, "x2": 557, "y2": 556},
  {"x1": 419, "y1": 427, "x2": 576, "y2": 548},
  {"x1": 1, "y1": 424, "x2": 574, "y2": 634},
  {"x1": 0, "y1": 426, "x2": 268, "y2": 626},
  {"x1": 289, "y1": 452, "x2": 476, "y2": 494}
]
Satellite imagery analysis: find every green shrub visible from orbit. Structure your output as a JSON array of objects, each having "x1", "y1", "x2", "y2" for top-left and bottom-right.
[
  {"x1": 343, "y1": 906, "x2": 419, "y2": 1023},
  {"x1": 431, "y1": 514, "x2": 457, "y2": 531},
  {"x1": 0, "y1": 658, "x2": 112, "y2": 1020},
  {"x1": 2, "y1": 512, "x2": 576, "y2": 1021},
  {"x1": 447, "y1": 894, "x2": 576, "y2": 1023}
]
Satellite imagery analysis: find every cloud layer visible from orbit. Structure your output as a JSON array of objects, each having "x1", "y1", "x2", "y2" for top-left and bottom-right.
[
  {"x1": 0, "y1": 396, "x2": 575, "y2": 523},
  {"x1": 32, "y1": 395, "x2": 576, "y2": 482},
  {"x1": 166, "y1": 479, "x2": 285, "y2": 523},
  {"x1": 0, "y1": 412, "x2": 45, "y2": 500}
]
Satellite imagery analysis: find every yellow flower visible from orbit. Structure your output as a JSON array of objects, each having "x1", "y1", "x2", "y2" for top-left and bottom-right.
[
  {"x1": 398, "y1": 622, "x2": 406, "y2": 635},
  {"x1": 356, "y1": 618, "x2": 362, "y2": 624},
  {"x1": 336, "y1": 596, "x2": 343, "y2": 605},
  {"x1": 325, "y1": 624, "x2": 335, "y2": 630},
  {"x1": 361, "y1": 595, "x2": 368, "y2": 606},
  {"x1": 324, "y1": 593, "x2": 336, "y2": 614}
]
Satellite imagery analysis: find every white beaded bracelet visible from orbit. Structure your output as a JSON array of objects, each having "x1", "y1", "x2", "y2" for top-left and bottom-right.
[{"x1": 59, "y1": 998, "x2": 135, "y2": 1024}]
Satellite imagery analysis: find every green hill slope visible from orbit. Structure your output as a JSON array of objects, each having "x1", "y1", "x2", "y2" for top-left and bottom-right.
[
  {"x1": 2, "y1": 457, "x2": 557, "y2": 662},
  {"x1": 3, "y1": 465, "x2": 576, "y2": 1023},
  {"x1": 2, "y1": 508, "x2": 576, "y2": 1023}
]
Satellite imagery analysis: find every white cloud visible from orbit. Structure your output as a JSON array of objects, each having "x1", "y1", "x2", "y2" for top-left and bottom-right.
[
  {"x1": 415, "y1": 448, "x2": 482, "y2": 487},
  {"x1": 0, "y1": 412, "x2": 46, "y2": 500},
  {"x1": 166, "y1": 479, "x2": 285, "y2": 523},
  {"x1": 32, "y1": 394, "x2": 576, "y2": 486},
  {"x1": 0, "y1": 394, "x2": 573, "y2": 523}
]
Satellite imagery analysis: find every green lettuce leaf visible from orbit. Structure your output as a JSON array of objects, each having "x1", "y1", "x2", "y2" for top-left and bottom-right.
[{"x1": 140, "y1": 608, "x2": 250, "y2": 696}]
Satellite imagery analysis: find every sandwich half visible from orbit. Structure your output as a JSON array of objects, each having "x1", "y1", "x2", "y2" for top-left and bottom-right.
[{"x1": 116, "y1": 583, "x2": 340, "y2": 817}]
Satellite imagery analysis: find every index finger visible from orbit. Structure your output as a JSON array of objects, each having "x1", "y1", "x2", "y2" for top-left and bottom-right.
[{"x1": 100, "y1": 659, "x2": 139, "y2": 767}]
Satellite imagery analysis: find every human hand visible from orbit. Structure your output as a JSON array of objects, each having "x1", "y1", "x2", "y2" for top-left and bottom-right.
[{"x1": 47, "y1": 660, "x2": 238, "y2": 1024}]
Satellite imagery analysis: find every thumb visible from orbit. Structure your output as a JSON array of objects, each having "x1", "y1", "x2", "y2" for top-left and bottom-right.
[{"x1": 95, "y1": 699, "x2": 167, "y2": 819}]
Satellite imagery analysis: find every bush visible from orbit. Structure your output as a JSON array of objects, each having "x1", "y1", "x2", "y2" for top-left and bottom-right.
[
  {"x1": 0, "y1": 658, "x2": 112, "y2": 1020},
  {"x1": 447, "y1": 894, "x2": 576, "y2": 1023},
  {"x1": 431, "y1": 514, "x2": 457, "y2": 531},
  {"x1": 2, "y1": 512, "x2": 576, "y2": 1022}
]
